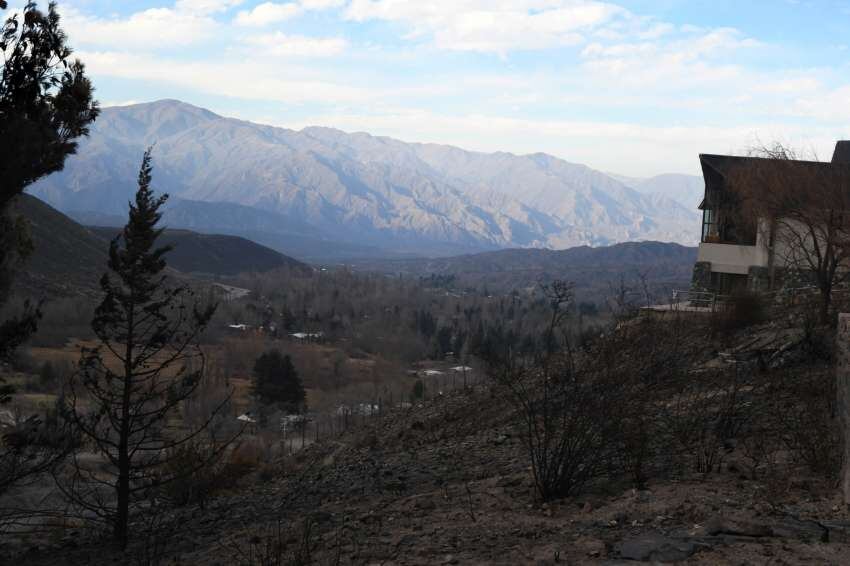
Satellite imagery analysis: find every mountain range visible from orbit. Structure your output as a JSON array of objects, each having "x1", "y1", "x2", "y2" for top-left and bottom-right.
[{"x1": 26, "y1": 99, "x2": 704, "y2": 260}]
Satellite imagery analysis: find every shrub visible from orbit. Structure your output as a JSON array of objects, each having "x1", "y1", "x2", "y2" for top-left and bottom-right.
[
  {"x1": 489, "y1": 281, "x2": 617, "y2": 500},
  {"x1": 158, "y1": 440, "x2": 253, "y2": 507},
  {"x1": 775, "y1": 370, "x2": 840, "y2": 479}
]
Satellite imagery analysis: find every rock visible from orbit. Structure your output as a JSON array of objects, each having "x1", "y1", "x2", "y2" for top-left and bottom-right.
[
  {"x1": 703, "y1": 516, "x2": 772, "y2": 537},
  {"x1": 575, "y1": 536, "x2": 606, "y2": 557},
  {"x1": 771, "y1": 517, "x2": 828, "y2": 543},
  {"x1": 310, "y1": 510, "x2": 333, "y2": 524},
  {"x1": 615, "y1": 533, "x2": 698, "y2": 562},
  {"x1": 822, "y1": 520, "x2": 850, "y2": 543},
  {"x1": 413, "y1": 497, "x2": 437, "y2": 511},
  {"x1": 496, "y1": 475, "x2": 523, "y2": 488}
]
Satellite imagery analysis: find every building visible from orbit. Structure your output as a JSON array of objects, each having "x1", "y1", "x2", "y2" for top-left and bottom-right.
[{"x1": 691, "y1": 140, "x2": 850, "y2": 296}]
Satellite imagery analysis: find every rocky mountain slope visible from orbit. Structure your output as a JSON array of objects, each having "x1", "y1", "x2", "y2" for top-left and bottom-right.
[
  {"x1": 613, "y1": 173, "x2": 705, "y2": 210},
  {"x1": 26, "y1": 100, "x2": 702, "y2": 258}
]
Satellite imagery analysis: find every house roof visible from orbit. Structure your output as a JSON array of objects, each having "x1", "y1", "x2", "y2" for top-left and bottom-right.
[
  {"x1": 833, "y1": 141, "x2": 850, "y2": 164},
  {"x1": 697, "y1": 142, "x2": 850, "y2": 210}
]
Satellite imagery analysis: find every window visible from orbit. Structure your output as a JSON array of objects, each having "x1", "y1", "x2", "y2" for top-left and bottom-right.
[
  {"x1": 702, "y1": 208, "x2": 718, "y2": 242},
  {"x1": 701, "y1": 207, "x2": 757, "y2": 245}
]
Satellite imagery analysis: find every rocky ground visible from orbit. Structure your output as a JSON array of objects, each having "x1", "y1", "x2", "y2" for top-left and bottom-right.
[
  {"x1": 10, "y1": 315, "x2": 850, "y2": 565},
  {"x1": 12, "y1": 371, "x2": 850, "y2": 566}
]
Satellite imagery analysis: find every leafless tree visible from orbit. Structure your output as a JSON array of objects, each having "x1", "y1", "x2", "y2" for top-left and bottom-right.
[{"x1": 488, "y1": 281, "x2": 614, "y2": 499}]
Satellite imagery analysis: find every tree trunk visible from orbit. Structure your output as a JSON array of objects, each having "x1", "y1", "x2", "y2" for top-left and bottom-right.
[
  {"x1": 114, "y1": 467, "x2": 129, "y2": 548},
  {"x1": 837, "y1": 313, "x2": 850, "y2": 505},
  {"x1": 116, "y1": 308, "x2": 134, "y2": 549},
  {"x1": 822, "y1": 291, "x2": 832, "y2": 325}
]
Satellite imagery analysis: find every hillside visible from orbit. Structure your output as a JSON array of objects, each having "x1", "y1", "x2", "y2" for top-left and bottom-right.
[
  {"x1": 26, "y1": 100, "x2": 701, "y2": 258},
  {"x1": 16, "y1": 313, "x2": 850, "y2": 565},
  {"x1": 88, "y1": 226, "x2": 304, "y2": 276},
  {"x1": 10, "y1": 194, "x2": 110, "y2": 297},
  {"x1": 352, "y1": 241, "x2": 698, "y2": 299},
  {"x1": 69, "y1": 201, "x2": 414, "y2": 263},
  {"x1": 12, "y1": 195, "x2": 306, "y2": 296}
]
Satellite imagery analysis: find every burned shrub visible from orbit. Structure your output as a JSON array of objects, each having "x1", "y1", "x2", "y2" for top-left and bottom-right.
[
  {"x1": 775, "y1": 369, "x2": 840, "y2": 480},
  {"x1": 487, "y1": 282, "x2": 613, "y2": 499}
]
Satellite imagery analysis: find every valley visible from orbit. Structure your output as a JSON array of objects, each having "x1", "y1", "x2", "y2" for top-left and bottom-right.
[{"x1": 4, "y1": 1, "x2": 848, "y2": 561}]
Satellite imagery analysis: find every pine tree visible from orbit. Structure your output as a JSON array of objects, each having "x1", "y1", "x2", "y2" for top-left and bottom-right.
[
  {"x1": 252, "y1": 350, "x2": 306, "y2": 412},
  {"x1": 0, "y1": 0, "x2": 98, "y2": 497},
  {"x1": 63, "y1": 150, "x2": 231, "y2": 548}
]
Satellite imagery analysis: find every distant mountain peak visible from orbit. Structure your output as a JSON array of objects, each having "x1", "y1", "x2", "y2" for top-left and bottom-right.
[
  {"x1": 28, "y1": 99, "x2": 701, "y2": 258},
  {"x1": 111, "y1": 98, "x2": 222, "y2": 117}
]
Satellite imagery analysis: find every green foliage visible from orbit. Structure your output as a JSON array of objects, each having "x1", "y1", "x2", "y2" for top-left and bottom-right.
[
  {"x1": 0, "y1": 0, "x2": 96, "y2": 492},
  {"x1": 0, "y1": 1, "x2": 99, "y2": 204},
  {"x1": 253, "y1": 349, "x2": 306, "y2": 411}
]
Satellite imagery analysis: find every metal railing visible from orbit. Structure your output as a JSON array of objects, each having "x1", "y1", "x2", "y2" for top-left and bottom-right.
[
  {"x1": 670, "y1": 289, "x2": 730, "y2": 311},
  {"x1": 670, "y1": 284, "x2": 828, "y2": 314}
]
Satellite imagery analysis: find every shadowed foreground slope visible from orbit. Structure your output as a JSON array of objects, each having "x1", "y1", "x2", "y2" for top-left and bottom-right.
[{"x1": 16, "y1": 311, "x2": 850, "y2": 565}]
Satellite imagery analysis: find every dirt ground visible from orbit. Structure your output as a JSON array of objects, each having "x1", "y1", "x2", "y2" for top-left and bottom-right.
[{"x1": 11, "y1": 376, "x2": 850, "y2": 565}]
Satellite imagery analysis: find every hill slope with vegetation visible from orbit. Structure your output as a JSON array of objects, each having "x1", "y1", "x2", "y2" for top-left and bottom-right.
[
  {"x1": 15, "y1": 300, "x2": 850, "y2": 565},
  {"x1": 13, "y1": 194, "x2": 307, "y2": 296},
  {"x1": 352, "y1": 240, "x2": 697, "y2": 301}
]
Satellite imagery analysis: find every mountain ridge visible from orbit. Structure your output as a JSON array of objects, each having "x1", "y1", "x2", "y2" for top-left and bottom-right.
[{"x1": 27, "y1": 99, "x2": 703, "y2": 257}]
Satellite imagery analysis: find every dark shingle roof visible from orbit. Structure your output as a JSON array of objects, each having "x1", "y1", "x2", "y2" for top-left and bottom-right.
[
  {"x1": 832, "y1": 141, "x2": 850, "y2": 164},
  {"x1": 697, "y1": 142, "x2": 850, "y2": 209}
]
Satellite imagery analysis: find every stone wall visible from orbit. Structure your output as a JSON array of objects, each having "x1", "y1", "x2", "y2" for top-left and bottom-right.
[
  {"x1": 747, "y1": 266, "x2": 770, "y2": 293},
  {"x1": 690, "y1": 261, "x2": 712, "y2": 293}
]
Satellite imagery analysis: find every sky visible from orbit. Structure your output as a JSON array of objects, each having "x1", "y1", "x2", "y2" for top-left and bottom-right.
[{"x1": 7, "y1": 0, "x2": 850, "y2": 176}]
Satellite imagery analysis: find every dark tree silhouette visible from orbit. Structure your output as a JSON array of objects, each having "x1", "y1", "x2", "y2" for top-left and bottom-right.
[
  {"x1": 0, "y1": 0, "x2": 97, "y2": 497},
  {"x1": 62, "y1": 150, "x2": 233, "y2": 548},
  {"x1": 253, "y1": 350, "x2": 306, "y2": 411}
]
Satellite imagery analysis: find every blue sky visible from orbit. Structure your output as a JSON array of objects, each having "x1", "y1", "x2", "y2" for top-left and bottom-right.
[{"x1": 8, "y1": 0, "x2": 850, "y2": 175}]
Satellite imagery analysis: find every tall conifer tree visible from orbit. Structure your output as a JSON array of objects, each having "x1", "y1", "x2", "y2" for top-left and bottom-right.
[{"x1": 63, "y1": 150, "x2": 230, "y2": 548}]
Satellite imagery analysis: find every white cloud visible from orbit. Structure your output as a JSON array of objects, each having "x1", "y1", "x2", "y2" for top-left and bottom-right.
[
  {"x1": 235, "y1": 2, "x2": 302, "y2": 26},
  {"x1": 79, "y1": 50, "x2": 377, "y2": 104},
  {"x1": 245, "y1": 31, "x2": 348, "y2": 56},
  {"x1": 344, "y1": 0, "x2": 624, "y2": 53},
  {"x1": 578, "y1": 27, "x2": 761, "y2": 89},
  {"x1": 299, "y1": 0, "x2": 347, "y2": 8},
  {"x1": 47, "y1": 0, "x2": 850, "y2": 177},
  {"x1": 62, "y1": 6, "x2": 220, "y2": 48},
  {"x1": 175, "y1": 0, "x2": 245, "y2": 14}
]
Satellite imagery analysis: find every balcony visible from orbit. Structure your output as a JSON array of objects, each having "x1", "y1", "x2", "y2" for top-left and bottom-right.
[{"x1": 697, "y1": 241, "x2": 769, "y2": 275}]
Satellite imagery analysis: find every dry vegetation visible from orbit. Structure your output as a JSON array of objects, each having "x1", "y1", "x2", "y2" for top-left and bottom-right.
[{"x1": 4, "y1": 277, "x2": 850, "y2": 564}]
